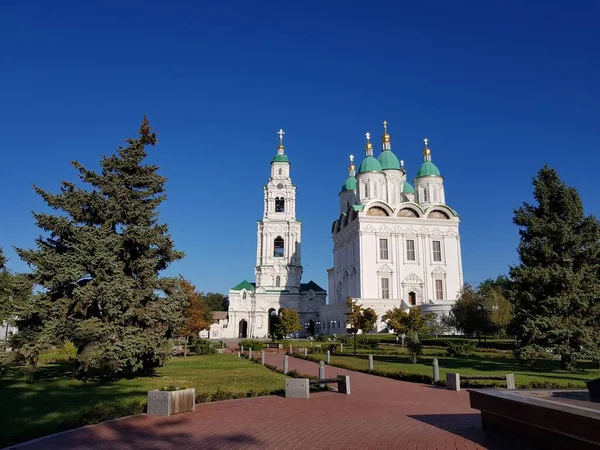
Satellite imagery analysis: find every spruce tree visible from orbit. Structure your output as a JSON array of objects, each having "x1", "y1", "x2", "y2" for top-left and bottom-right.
[
  {"x1": 510, "y1": 165, "x2": 600, "y2": 370},
  {"x1": 15, "y1": 117, "x2": 186, "y2": 379}
]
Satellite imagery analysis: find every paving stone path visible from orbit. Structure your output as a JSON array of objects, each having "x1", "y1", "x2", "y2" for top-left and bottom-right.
[{"x1": 11, "y1": 355, "x2": 529, "y2": 450}]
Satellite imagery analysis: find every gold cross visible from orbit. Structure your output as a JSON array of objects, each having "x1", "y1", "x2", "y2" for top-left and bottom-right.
[
  {"x1": 278, "y1": 129, "x2": 285, "y2": 143},
  {"x1": 424, "y1": 138, "x2": 428, "y2": 147},
  {"x1": 383, "y1": 120, "x2": 388, "y2": 133}
]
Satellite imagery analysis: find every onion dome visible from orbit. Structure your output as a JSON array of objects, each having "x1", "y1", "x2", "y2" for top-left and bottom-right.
[
  {"x1": 358, "y1": 132, "x2": 382, "y2": 173},
  {"x1": 341, "y1": 155, "x2": 357, "y2": 192},
  {"x1": 272, "y1": 128, "x2": 290, "y2": 163},
  {"x1": 377, "y1": 120, "x2": 401, "y2": 170},
  {"x1": 415, "y1": 138, "x2": 441, "y2": 178}
]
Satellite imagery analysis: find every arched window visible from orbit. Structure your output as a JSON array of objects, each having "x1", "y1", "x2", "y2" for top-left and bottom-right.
[
  {"x1": 409, "y1": 292, "x2": 417, "y2": 306},
  {"x1": 275, "y1": 197, "x2": 285, "y2": 212},
  {"x1": 275, "y1": 276, "x2": 281, "y2": 287},
  {"x1": 242, "y1": 292, "x2": 247, "y2": 299},
  {"x1": 274, "y1": 236, "x2": 284, "y2": 257},
  {"x1": 278, "y1": 168, "x2": 282, "y2": 175}
]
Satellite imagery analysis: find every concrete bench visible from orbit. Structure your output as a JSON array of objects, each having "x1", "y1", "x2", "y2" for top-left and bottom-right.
[
  {"x1": 447, "y1": 372, "x2": 515, "y2": 391},
  {"x1": 286, "y1": 375, "x2": 351, "y2": 398}
]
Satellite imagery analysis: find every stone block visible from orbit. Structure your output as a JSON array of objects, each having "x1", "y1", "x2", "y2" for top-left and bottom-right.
[
  {"x1": 447, "y1": 372, "x2": 460, "y2": 391},
  {"x1": 505, "y1": 373, "x2": 515, "y2": 390},
  {"x1": 286, "y1": 378, "x2": 310, "y2": 399},
  {"x1": 147, "y1": 388, "x2": 196, "y2": 416},
  {"x1": 337, "y1": 375, "x2": 351, "y2": 395},
  {"x1": 587, "y1": 376, "x2": 600, "y2": 402}
]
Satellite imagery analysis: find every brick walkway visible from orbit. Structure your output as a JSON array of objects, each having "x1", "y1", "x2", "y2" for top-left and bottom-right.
[{"x1": 11, "y1": 355, "x2": 529, "y2": 450}]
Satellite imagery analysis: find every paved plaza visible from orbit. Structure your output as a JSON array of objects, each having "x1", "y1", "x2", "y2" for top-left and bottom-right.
[{"x1": 11, "y1": 355, "x2": 529, "y2": 450}]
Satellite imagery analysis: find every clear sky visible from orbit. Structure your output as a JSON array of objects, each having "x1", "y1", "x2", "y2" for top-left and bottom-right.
[{"x1": 1, "y1": 1, "x2": 599, "y2": 296}]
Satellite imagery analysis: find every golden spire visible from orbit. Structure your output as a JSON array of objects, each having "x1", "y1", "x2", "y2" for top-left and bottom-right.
[
  {"x1": 365, "y1": 132, "x2": 373, "y2": 156},
  {"x1": 348, "y1": 154, "x2": 355, "y2": 176},
  {"x1": 381, "y1": 120, "x2": 391, "y2": 148},
  {"x1": 277, "y1": 128, "x2": 285, "y2": 154},
  {"x1": 423, "y1": 137, "x2": 431, "y2": 161}
]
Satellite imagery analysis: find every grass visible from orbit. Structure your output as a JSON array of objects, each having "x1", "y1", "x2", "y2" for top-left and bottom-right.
[
  {"x1": 0, "y1": 353, "x2": 286, "y2": 448},
  {"x1": 301, "y1": 352, "x2": 600, "y2": 388}
]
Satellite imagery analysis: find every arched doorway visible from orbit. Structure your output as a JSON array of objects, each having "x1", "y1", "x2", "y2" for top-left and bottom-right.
[
  {"x1": 308, "y1": 320, "x2": 315, "y2": 336},
  {"x1": 268, "y1": 309, "x2": 278, "y2": 338},
  {"x1": 239, "y1": 319, "x2": 248, "y2": 338},
  {"x1": 408, "y1": 292, "x2": 417, "y2": 306}
]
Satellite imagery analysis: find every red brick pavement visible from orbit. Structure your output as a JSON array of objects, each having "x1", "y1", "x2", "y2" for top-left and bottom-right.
[{"x1": 10, "y1": 355, "x2": 529, "y2": 450}]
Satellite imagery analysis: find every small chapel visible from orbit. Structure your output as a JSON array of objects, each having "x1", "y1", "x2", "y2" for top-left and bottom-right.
[
  {"x1": 207, "y1": 130, "x2": 326, "y2": 339},
  {"x1": 319, "y1": 122, "x2": 463, "y2": 333}
]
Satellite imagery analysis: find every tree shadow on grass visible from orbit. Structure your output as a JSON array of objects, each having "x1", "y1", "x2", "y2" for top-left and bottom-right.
[
  {"x1": 15, "y1": 413, "x2": 262, "y2": 450},
  {"x1": 408, "y1": 413, "x2": 533, "y2": 450}
]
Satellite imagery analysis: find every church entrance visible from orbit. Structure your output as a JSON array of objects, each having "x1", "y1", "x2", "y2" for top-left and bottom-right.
[
  {"x1": 307, "y1": 319, "x2": 315, "y2": 337},
  {"x1": 239, "y1": 319, "x2": 248, "y2": 338},
  {"x1": 268, "y1": 309, "x2": 277, "y2": 339}
]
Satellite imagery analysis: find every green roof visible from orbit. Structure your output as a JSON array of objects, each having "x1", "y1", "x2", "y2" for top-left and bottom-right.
[
  {"x1": 352, "y1": 204, "x2": 365, "y2": 212},
  {"x1": 272, "y1": 154, "x2": 290, "y2": 163},
  {"x1": 231, "y1": 280, "x2": 255, "y2": 291},
  {"x1": 402, "y1": 181, "x2": 415, "y2": 194},
  {"x1": 341, "y1": 176, "x2": 356, "y2": 192},
  {"x1": 301, "y1": 281, "x2": 326, "y2": 292},
  {"x1": 377, "y1": 150, "x2": 401, "y2": 170},
  {"x1": 358, "y1": 156, "x2": 382, "y2": 173},
  {"x1": 415, "y1": 161, "x2": 441, "y2": 178}
]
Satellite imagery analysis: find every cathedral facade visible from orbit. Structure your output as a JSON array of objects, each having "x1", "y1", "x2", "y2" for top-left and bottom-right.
[
  {"x1": 320, "y1": 122, "x2": 463, "y2": 334},
  {"x1": 212, "y1": 130, "x2": 326, "y2": 339}
]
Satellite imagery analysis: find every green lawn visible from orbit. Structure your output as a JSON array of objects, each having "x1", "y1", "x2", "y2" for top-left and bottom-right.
[
  {"x1": 303, "y1": 352, "x2": 599, "y2": 388},
  {"x1": 0, "y1": 353, "x2": 286, "y2": 448}
]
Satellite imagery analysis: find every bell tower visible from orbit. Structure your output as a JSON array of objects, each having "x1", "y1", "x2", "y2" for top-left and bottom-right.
[{"x1": 255, "y1": 129, "x2": 303, "y2": 292}]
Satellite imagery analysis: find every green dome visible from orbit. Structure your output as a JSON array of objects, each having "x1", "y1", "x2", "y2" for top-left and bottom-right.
[
  {"x1": 272, "y1": 154, "x2": 289, "y2": 163},
  {"x1": 402, "y1": 181, "x2": 415, "y2": 194},
  {"x1": 377, "y1": 151, "x2": 401, "y2": 170},
  {"x1": 415, "y1": 161, "x2": 441, "y2": 178},
  {"x1": 341, "y1": 176, "x2": 356, "y2": 192},
  {"x1": 358, "y1": 156, "x2": 382, "y2": 174}
]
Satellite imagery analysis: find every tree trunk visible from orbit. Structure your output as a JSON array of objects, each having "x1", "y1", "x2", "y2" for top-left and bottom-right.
[{"x1": 184, "y1": 338, "x2": 187, "y2": 358}]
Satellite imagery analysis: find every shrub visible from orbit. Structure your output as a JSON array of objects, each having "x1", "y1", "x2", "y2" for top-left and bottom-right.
[
  {"x1": 61, "y1": 341, "x2": 77, "y2": 357},
  {"x1": 406, "y1": 332, "x2": 422, "y2": 363},
  {"x1": 338, "y1": 335, "x2": 350, "y2": 345},
  {"x1": 189, "y1": 338, "x2": 217, "y2": 355},
  {"x1": 74, "y1": 400, "x2": 146, "y2": 426},
  {"x1": 355, "y1": 337, "x2": 380, "y2": 350},
  {"x1": 314, "y1": 335, "x2": 328, "y2": 342},
  {"x1": 446, "y1": 341, "x2": 477, "y2": 357},
  {"x1": 238, "y1": 339, "x2": 264, "y2": 351}
]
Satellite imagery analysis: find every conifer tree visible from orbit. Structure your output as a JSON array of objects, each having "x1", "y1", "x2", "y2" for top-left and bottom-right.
[
  {"x1": 14, "y1": 117, "x2": 186, "y2": 379},
  {"x1": 510, "y1": 165, "x2": 600, "y2": 369}
]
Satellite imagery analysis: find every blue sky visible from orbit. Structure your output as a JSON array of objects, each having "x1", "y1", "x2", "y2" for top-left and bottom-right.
[{"x1": 1, "y1": 1, "x2": 599, "y2": 296}]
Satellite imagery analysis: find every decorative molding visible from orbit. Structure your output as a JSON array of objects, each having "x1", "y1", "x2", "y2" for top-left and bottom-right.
[
  {"x1": 402, "y1": 273, "x2": 423, "y2": 284},
  {"x1": 432, "y1": 266, "x2": 446, "y2": 275},
  {"x1": 377, "y1": 264, "x2": 393, "y2": 274},
  {"x1": 431, "y1": 227, "x2": 443, "y2": 236}
]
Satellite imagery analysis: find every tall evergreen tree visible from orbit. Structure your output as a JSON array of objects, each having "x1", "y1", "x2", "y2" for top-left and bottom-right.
[
  {"x1": 14, "y1": 117, "x2": 186, "y2": 379},
  {"x1": 510, "y1": 165, "x2": 600, "y2": 369}
]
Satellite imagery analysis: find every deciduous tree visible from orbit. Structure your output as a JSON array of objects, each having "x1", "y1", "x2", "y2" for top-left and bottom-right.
[
  {"x1": 382, "y1": 306, "x2": 433, "y2": 338},
  {"x1": 275, "y1": 308, "x2": 301, "y2": 339},
  {"x1": 178, "y1": 278, "x2": 213, "y2": 357}
]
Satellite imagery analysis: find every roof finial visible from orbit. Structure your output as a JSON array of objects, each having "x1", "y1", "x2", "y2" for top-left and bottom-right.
[
  {"x1": 348, "y1": 154, "x2": 355, "y2": 176},
  {"x1": 400, "y1": 159, "x2": 404, "y2": 170},
  {"x1": 381, "y1": 120, "x2": 391, "y2": 149},
  {"x1": 365, "y1": 132, "x2": 373, "y2": 156},
  {"x1": 423, "y1": 137, "x2": 431, "y2": 162},
  {"x1": 277, "y1": 128, "x2": 285, "y2": 154}
]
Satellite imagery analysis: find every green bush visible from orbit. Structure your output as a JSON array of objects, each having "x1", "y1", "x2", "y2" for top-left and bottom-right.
[
  {"x1": 406, "y1": 332, "x2": 422, "y2": 363},
  {"x1": 355, "y1": 337, "x2": 380, "y2": 350},
  {"x1": 338, "y1": 335, "x2": 350, "y2": 345},
  {"x1": 190, "y1": 338, "x2": 217, "y2": 355},
  {"x1": 238, "y1": 339, "x2": 264, "y2": 351},
  {"x1": 446, "y1": 341, "x2": 477, "y2": 357}
]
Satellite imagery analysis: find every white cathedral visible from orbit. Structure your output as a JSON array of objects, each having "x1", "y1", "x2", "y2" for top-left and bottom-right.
[{"x1": 204, "y1": 123, "x2": 462, "y2": 339}]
